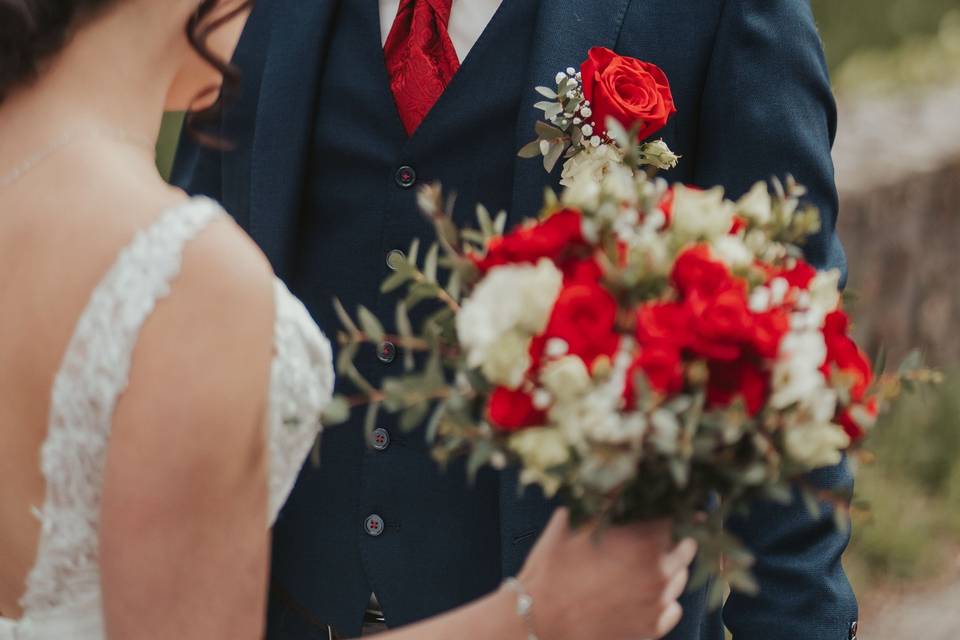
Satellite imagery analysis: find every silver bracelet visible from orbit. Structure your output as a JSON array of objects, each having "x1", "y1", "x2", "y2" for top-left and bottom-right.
[{"x1": 504, "y1": 577, "x2": 540, "y2": 640}]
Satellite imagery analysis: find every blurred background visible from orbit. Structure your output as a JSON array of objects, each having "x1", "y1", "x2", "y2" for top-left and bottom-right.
[{"x1": 157, "y1": 1, "x2": 960, "y2": 636}]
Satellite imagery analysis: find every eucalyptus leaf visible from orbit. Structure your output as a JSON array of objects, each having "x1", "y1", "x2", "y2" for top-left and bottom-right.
[
  {"x1": 400, "y1": 402, "x2": 431, "y2": 431},
  {"x1": 424, "y1": 243, "x2": 439, "y2": 283},
  {"x1": 381, "y1": 270, "x2": 410, "y2": 294},
  {"x1": 476, "y1": 204, "x2": 494, "y2": 238},
  {"x1": 605, "y1": 116, "x2": 631, "y2": 149},
  {"x1": 518, "y1": 139, "x2": 542, "y2": 159},
  {"x1": 357, "y1": 306, "x2": 386, "y2": 343},
  {"x1": 535, "y1": 86, "x2": 558, "y2": 99},
  {"x1": 321, "y1": 395, "x2": 352, "y2": 425},
  {"x1": 405, "y1": 281, "x2": 440, "y2": 309},
  {"x1": 534, "y1": 121, "x2": 565, "y2": 141},
  {"x1": 407, "y1": 237, "x2": 421, "y2": 266},
  {"x1": 543, "y1": 141, "x2": 565, "y2": 173},
  {"x1": 801, "y1": 489, "x2": 822, "y2": 520},
  {"x1": 898, "y1": 349, "x2": 924, "y2": 374},
  {"x1": 493, "y1": 211, "x2": 507, "y2": 234},
  {"x1": 445, "y1": 270, "x2": 462, "y2": 302},
  {"x1": 425, "y1": 402, "x2": 446, "y2": 444},
  {"x1": 395, "y1": 302, "x2": 415, "y2": 371},
  {"x1": 363, "y1": 401, "x2": 381, "y2": 444},
  {"x1": 333, "y1": 297, "x2": 360, "y2": 336}
]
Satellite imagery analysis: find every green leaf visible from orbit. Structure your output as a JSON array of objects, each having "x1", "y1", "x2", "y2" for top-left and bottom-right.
[
  {"x1": 400, "y1": 402, "x2": 430, "y2": 431},
  {"x1": 424, "y1": 243, "x2": 439, "y2": 283},
  {"x1": 493, "y1": 211, "x2": 508, "y2": 235},
  {"x1": 476, "y1": 204, "x2": 494, "y2": 238},
  {"x1": 727, "y1": 568, "x2": 759, "y2": 596},
  {"x1": 425, "y1": 402, "x2": 446, "y2": 444},
  {"x1": 363, "y1": 401, "x2": 381, "y2": 444},
  {"x1": 321, "y1": 395, "x2": 352, "y2": 425},
  {"x1": 407, "y1": 237, "x2": 421, "y2": 266},
  {"x1": 543, "y1": 141, "x2": 565, "y2": 172},
  {"x1": 518, "y1": 139, "x2": 542, "y2": 159},
  {"x1": 357, "y1": 306, "x2": 385, "y2": 343},
  {"x1": 336, "y1": 342, "x2": 359, "y2": 377},
  {"x1": 534, "y1": 120, "x2": 565, "y2": 141},
  {"x1": 445, "y1": 270, "x2": 461, "y2": 302},
  {"x1": 801, "y1": 489, "x2": 822, "y2": 520},
  {"x1": 873, "y1": 344, "x2": 888, "y2": 375},
  {"x1": 381, "y1": 270, "x2": 411, "y2": 294},
  {"x1": 898, "y1": 349, "x2": 924, "y2": 375},
  {"x1": 405, "y1": 281, "x2": 440, "y2": 309},
  {"x1": 535, "y1": 86, "x2": 558, "y2": 99},
  {"x1": 395, "y1": 302, "x2": 415, "y2": 372},
  {"x1": 333, "y1": 297, "x2": 359, "y2": 335}
]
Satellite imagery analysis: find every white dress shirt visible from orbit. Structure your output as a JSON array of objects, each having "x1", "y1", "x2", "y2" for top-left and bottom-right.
[{"x1": 379, "y1": 0, "x2": 504, "y2": 62}]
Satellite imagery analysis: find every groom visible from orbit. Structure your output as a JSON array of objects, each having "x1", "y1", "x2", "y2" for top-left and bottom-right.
[{"x1": 174, "y1": 1, "x2": 858, "y2": 638}]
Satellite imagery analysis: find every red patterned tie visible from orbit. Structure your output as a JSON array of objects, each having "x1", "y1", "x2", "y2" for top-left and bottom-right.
[{"x1": 384, "y1": 0, "x2": 461, "y2": 136}]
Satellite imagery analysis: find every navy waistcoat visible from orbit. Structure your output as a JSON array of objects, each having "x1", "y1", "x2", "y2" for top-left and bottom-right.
[{"x1": 271, "y1": 0, "x2": 540, "y2": 634}]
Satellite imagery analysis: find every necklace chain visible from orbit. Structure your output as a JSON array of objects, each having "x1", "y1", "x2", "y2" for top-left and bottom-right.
[{"x1": 0, "y1": 127, "x2": 156, "y2": 190}]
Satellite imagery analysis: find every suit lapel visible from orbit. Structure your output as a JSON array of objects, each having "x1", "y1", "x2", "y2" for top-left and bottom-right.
[
  {"x1": 233, "y1": 0, "x2": 339, "y2": 278},
  {"x1": 509, "y1": 0, "x2": 631, "y2": 221}
]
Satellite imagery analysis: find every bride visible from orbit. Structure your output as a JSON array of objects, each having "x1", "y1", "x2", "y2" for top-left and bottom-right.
[{"x1": 0, "y1": 1, "x2": 697, "y2": 638}]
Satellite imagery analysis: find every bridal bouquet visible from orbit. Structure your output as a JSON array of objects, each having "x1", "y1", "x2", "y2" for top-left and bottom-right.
[{"x1": 325, "y1": 48, "x2": 931, "y2": 601}]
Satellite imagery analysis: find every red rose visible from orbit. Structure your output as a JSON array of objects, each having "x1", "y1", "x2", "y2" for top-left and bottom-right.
[
  {"x1": 671, "y1": 244, "x2": 733, "y2": 299},
  {"x1": 821, "y1": 310, "x2": 873, "y2": 401},
  {"x1": 778, "y1": 261, "x2": 817, "y2": 290},
  {"x1": 625, "y1": 344, "x2": 685, "y2": 407},
  {"x1": 475, "y1": 209, "x2": 586, "y2": 272},
  {"x1": 707, "y1": 358, "x2": 769, "y2": 416},
  {"x1": 562, "y1": 256, "x2": 604, "y2": 285},
  {"x1": 751, "y1": 308, "x2": 791, "y2": 359},
  {"x1": 636, "y1": 302, "x2": 694, "y2": 351},
  {"x1": 687, "y1": 286, "x2": 754, "y2": 362},
  {"x1": 542, "y1": 282, "x2": 620, "y2": 367},
  {"x1": 487, "y1": 387, "x2": 546, "y2": 432},
  {"x1": 580, "y1": 47, "x2": 676, "y2": 141}
]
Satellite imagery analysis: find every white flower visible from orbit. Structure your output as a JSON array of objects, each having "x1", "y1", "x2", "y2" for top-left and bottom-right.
[
  {"x1": 457, "y1": 259, "x2": 563, "y2": 372},
  {"x1": 639, "y1": 139, "x2": 680, "y2": 170},
  {"x1": 784, "y1": 422, "x2": 850, "y2": 468},
  {"x1": 670, "y1": 184, "x2": 735, "y2": 241},
  {"x1": 769, "y1": 330, "x2": 828, "y2": 409},
  {"x1": 650, "y1": 409, "x2": 680, "y2": 455},
  {"x1": 581, "y1": 123, "x2": 594, "y2": 137},
  {"x1": 541, "y1": 356, "x2": 593, "y2": 398},
  {"x1": 481, "y1": 331, "x2": 532, "y2": 389},
  {"x1": 749, "y1": 286, "x2": 772, "y2": 313},
  {"x1": 711, "y1": 235, "x2": 754, "y2": 268},
  {"x1": 510, "y1": 427, "x2": 571, "y2": 497},
  {"x1": 560, "y1": 143, "x2": 623, "y2": 188},
  {"x1": 602, "y1": 163, "x2": 638, "y2": 205},
  {"x1": 556, "y1": 71, "x2": 567, "y2": 83},
  {"x1": 590, "y1": 135, "x2": 602, "y2": 147},
  {"x1": 736, "y1": 182, "x2": 773, "y2": 225},
  {"x1": 581, "y1": 106, "x2": 593, "y2": 118},
  {"x1": 807, "y1": 269, "x2": 842, "y2": 323}
]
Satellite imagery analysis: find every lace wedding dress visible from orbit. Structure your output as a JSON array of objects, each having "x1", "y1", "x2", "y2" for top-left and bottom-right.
[{"x1": 0, "y1": 197, "x2": 335, "y2": 640}]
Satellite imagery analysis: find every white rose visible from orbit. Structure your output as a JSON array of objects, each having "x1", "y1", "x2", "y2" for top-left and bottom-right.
[
  {"x1": 671, "y1": 184, "x2": 735, "y2": 241},
  {"x1": 481, "y1": 331, "x2": 533, "y2": 389},
  {"x1": 807, "y1": 269, "x2": 842, "y2": 323},
  {"x1": 601, "y1": 163, "x2": 638, "y2": 205},
  {"x1": 457, "y1": 259, "x2": 563, "y2": 371},
  {"x1": 638, "y1": 139, "x2": 680, "y2": 170},
  {"x1": 560, "y1": 143, "x2": 624, "y2": 208},
  {"x1": 510, "y1": 427, "x2": 572, "y2": 497},
  {"x1": 711, "y1": 235, "x2": 754, "y2": 268},
  {"x1": 736, "y1": 182, "x2": 773, "y2": 225},
  {"x1": 784, "y1": 422, "x2": 851, "y2": 468},
  {"x1": 770, "y1": 331, "x2": 828, "y2": 409},
  {"x1": 541, "y1": 356, "x2": 593, "y2": 399}
]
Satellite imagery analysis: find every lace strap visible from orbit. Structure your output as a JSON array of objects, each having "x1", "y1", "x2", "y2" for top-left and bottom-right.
[{"x1": 21, "y1": 196, "x2": 224, "y2": 615}]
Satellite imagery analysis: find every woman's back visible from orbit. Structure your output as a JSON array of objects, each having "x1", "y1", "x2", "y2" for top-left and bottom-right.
[{"x1": 0, "y1": 144, "x2": 335, "y2": 637}]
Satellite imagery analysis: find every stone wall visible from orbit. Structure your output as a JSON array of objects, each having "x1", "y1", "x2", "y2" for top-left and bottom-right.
[{"x1": 833, "y1": 84, "x2": 960, "y2": 368}]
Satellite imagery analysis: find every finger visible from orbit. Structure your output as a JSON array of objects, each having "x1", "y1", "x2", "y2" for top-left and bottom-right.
[
  {"x1": 540, "y1": 508, "x2": 571, "y2": 545},
  {"x1": 660, "y1": 567, "x2": 688, "y2": 606},
  {"x1": 661, "y1": 537, "x2": 698, "y2": 576},
  {"x1": 653, "y1": 601, "x2": 683, "y2": 638}
]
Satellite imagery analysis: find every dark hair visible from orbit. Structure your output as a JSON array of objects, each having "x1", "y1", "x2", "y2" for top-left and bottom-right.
[{"x1": 0, "y1": 0, "x2": 250, "y2": 144}]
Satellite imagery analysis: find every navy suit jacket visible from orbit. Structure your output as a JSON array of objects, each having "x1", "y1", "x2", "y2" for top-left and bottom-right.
[{"x1": 173, "y1": 1, "x2": 858, "y2": 637}]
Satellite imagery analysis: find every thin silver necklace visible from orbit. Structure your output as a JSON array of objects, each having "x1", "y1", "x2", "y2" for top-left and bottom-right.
[{"x1": 0, "y1": 126, "x2": 155, "y2": 190}]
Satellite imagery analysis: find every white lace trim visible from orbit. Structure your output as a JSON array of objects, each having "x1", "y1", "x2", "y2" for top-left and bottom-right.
[
  {"x1": 10, "y1": 196, "x2": 334, "y2": 635},
  {"x1": 19, "y1": 198, "x2": 222, "y2": 616}
]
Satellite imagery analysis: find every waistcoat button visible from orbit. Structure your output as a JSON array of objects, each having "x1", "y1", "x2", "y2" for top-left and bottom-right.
[
  {"x1": 371, "y1": 428, "x2": 391, "y2": 451},
  {"x1": 364, "y1": 514, "x2": 385, "y2": 537},
  {"x1": 395, "y1": 165, "x2": 417, "y2": 189}
]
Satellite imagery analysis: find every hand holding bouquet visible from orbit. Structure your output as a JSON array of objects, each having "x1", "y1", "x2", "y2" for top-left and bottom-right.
[{"x1": 326, "y1": 47, "x2": 933, "y2": 603}]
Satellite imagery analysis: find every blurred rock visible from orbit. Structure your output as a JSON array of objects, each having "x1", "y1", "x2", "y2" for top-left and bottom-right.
[{"x1": 833, "y1": 82, "x2": 960, "y2": 368}]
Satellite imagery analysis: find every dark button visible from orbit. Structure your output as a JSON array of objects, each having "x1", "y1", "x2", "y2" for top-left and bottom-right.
[
  {"x1": 849, "y1": 621, "x2": 858, "y2": 640},
  {"x1": 386, "y1": 249, "x2": 406, "y2": 271},
  {"x1": 364, "y1": 514, "x2": 385, "y2": 537},
  {"x1": 371, "y1": 427, "x2": 391, "y2": 451},
  {"x1": 395, "y1": 165, "x2": 417, "y2": 189},
  {"x1": 377, "y1": 341, "x2": 397, "y2": 364}
]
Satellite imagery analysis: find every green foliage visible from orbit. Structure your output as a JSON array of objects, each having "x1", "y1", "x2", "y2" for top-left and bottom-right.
[
  {"x1": 847, "y1": 371, "x2": 960, "y2": 586},
  {"x1": 811, "y1": 0, "x2": 960, "y2": 70}
]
